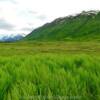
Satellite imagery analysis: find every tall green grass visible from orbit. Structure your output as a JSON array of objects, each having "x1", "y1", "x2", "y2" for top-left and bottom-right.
[{"x1": 0, "y1": 54, "x2": 100, "y2": 100}]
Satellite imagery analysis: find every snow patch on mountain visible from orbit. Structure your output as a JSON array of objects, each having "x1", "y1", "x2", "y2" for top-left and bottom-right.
[{"x1": 0, "y1": 33, "x2": 25, "y2": 42}]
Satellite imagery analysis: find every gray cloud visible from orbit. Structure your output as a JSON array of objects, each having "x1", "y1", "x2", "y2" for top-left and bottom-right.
[
  {"x1": 27, "y1": 10, "x2": 38, "y2": 15},
  {"x1": 20, "y1": 27, "x2": 33, "y2": 31},
  {"x1": 17, "y1": 10, "x2": 38, "y2": 19},
  {"x1": 36, "y1": 15, "x2": 48, "y2": 21},
  {"x1": 28, "y1": 23, "x2": 34, "y2": 26},
  {"x1": 0, "y1": 19, "x2": 15, "y2": 30},
  {"x1": 27, "y1": 10, "x2": 48, "y2": 21}
]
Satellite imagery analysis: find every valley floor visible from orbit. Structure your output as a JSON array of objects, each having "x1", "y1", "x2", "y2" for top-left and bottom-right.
[
  {"x1": 0, "y1": 41, "x2": 100, "y2": 56},
  {"x1": 0, "y1": 41, "x2": 100, "y2": 100}
]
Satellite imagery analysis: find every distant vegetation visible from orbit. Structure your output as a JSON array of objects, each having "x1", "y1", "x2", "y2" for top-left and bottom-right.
[
  {"x1": 24, "y1": 10, "x2": 100, "y2": 41},
  {"x1": 0, "y1": 41, "x2": 100, "y2": 56}
]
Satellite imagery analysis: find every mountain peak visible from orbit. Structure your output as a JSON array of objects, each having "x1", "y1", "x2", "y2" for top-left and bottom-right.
[
  {"x1": 0, "y1": 34, "x2": 24, "y2": 42},
  {"x1": 81, "y1": 10, "x2": 100, "y2": 15}
]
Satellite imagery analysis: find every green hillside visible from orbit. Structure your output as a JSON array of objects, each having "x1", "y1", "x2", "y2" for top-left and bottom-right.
[{"x1": 24, "y1": 10, "x2": 100, "y2": 41}]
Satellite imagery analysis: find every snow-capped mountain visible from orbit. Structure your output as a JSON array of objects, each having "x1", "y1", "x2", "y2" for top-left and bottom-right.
[
  {"x1": 80, "y1": 10, "x2": 99, "y2": 15},
  {"x1": 0, "y1": 34, "x2": 25, "y2": 42}
]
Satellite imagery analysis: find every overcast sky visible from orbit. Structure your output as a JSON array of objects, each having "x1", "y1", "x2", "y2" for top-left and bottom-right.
[{"x1": 0, "y1": 0, "x2": 100, "y2": 35}]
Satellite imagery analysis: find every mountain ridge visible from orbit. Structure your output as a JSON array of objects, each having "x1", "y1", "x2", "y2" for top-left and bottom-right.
[
  {"x1": 0, "y1": 34, "x2": 25, "y2": 42},
  {"x1": 24, "y1": 10, "x2": 100, "y2": 41}
]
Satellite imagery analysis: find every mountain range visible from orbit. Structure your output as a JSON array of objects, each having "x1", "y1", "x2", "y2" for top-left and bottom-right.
[
  {"x1": 24, "y1": 10, "x2": 100, "y2": 41},
  {"x1": 0, "y1": 34, "x2": 25, "y2": 42}
]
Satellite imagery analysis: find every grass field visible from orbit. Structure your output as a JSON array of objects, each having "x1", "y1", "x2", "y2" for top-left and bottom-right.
[
  {"x1": 0, "y1": 41, "x2": 100, "y2": 56},
  {"x1": 0, "y1": 41, "x2": 100, "y2": 100}
]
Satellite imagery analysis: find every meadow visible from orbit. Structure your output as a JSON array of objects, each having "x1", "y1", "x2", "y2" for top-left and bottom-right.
[{"x1": 0, "y1": 41, "x2": 100, "y2": 100}]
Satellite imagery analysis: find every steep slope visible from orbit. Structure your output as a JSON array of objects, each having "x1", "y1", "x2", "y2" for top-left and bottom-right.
[{"x1": 24, "y1": 10, "x2": 100, "y2": 41}]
